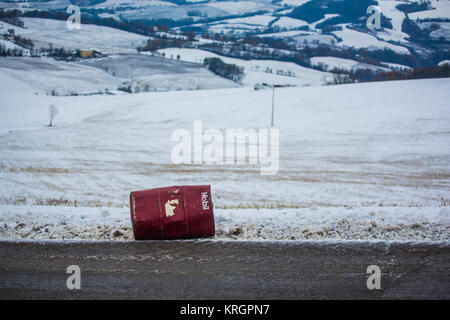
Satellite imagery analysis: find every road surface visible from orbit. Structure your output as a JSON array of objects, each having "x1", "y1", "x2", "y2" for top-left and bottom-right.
[{"x1": 0, "y1": 240, "x2": 449, "y2": 299}]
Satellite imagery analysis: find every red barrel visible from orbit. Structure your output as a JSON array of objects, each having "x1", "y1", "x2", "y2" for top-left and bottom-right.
[{"x1": 130, "y1": 185, "x2": 215, "y2": 240}]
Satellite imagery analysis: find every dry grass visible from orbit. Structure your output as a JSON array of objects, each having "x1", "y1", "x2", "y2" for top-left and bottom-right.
[
  {"x1": 0, "y1": 197, "x2": 128, "y2": 208},
  {"x1": 0, "y1": 165, "x2": 78, "y2": 174}
]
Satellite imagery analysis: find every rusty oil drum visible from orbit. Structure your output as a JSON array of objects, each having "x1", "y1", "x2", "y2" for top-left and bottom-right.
[{"x1": 130, "y1": 185, "x2": 215, "y2": 240}]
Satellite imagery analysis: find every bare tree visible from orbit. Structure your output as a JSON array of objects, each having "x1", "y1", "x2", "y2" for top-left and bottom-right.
[{"x1": 48, "y1": 105, "x2": 58, "y2": 127}]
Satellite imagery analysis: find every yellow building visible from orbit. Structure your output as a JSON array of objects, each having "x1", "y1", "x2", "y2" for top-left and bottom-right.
[{"x1": 80, "y1": 50, "x2": 93, "y2": 58}]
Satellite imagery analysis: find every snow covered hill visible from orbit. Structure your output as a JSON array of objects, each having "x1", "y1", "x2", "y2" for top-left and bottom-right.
[
  {"x1": 0, "y1": 56, "x2": 121, "y2": 95},
  {"x1": 409, "y1": 0, "x2": 450, "y2": 20},
  {"x1": 0, "y1": 77, "x2": 449, "y2": 240},
  {"x1": 1, "y1": 18, "x2": 149, "y2": 54},
  {"x1": 0, "y1": 17, "x2": 332, "y2": 90},
  {"x1": 1, "y1": 0, "x2": 447, "y2": 52},
  {"x1": 0, "y1": 0, "x2": 280, "y2": 20},
  {"x1": 310, "y1": 56, "x2": 391, "y2": 72},
  {"x1": 157, "y1": 48, "x2": 333, "y2": 86},
  {"x1": 1, "y1": 0, "x2": 448, "y2": 71},
  {"x1": 0, "y1": 54, "x2": 238, "y2": 95},
  {"x1": 332, "y1": 24, "x2": 411, "y2": 55}
]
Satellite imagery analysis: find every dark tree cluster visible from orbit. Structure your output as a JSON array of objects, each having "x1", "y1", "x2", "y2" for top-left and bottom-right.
[
  {"x1": 200, "y1": 33, "x2": 231, "y2": 42},
  {"x1": 0, "y1": 43, "x2": 24, "y2": 56},
  {"x1": 11, "y1": 35, "x2": 34, "y2": 49},
  {"x1": 290, "y1": 0, "x2": 377, "y2": 26},
  {"x1": 137, "y1": 37, "x2": 191, "y2": 52},
  {"x1": 373, "y1": 63, "x2": 450, "y2": 81},
  {"x1": 335, "y1": 63, "x2": 450, "y2": 83},
  {"x1": 0, "y1": 9, "x2": 24, "y2": 27},
  {"x1": 401, "y1": 17, "x2": 446, "y2": 43},
  {"x1": 69, "y1": 0, "x2": 107, "y2": 6},
  {"x1": 203, "y1": 57, "x2": 244, "y2": 83},
  {"x1": 396, "y1": 1, "x2": 432, "y2": 14},
  {"x1": 40, "y1": 46, "x2": 104, "y2": 61},
  {"x1": 0, "y1": 26, "x2": 35, "y2": 55}
]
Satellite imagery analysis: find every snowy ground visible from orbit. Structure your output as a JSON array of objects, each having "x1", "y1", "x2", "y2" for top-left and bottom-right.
[
  {"x1": 0, "y1": 56, "x2": 121, "y2": 95},
  {"x1": 78, "y1": 53, "x2": 239, "y2": 92},
  {"x1": 157, "y1": 48, "x2": 333, "y2": 86},
  {"x1": 376, "y1": 0, "x2": 410, "y2": 44},
  {"x1": 310, "y1": 56, "x2": 390, "y2": 72},
  {"x1": 0, "y1": 77, "x2": 449, "y2": 241},
  {"x1": 409, "y1": 0, "x2": 450, "y2": 20},
  {"x1": 272, "y1": 17, "x2": 308, "y2": 29},
  {"x1": 0, "y1": 55, "x2": 237, "y2": 95},
  {"x1": 0, "y1": 205, "x2": 448, "y2": 241},
  {"x1": 1, "y1": 18, "x2": 149, "y2": 54},
  {"x1": 333, "y1": 24, "x2": 411, "y2": 55}
]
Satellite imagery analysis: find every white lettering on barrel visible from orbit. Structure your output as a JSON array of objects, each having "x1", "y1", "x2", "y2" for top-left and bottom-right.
[{"x1": 201, "y1": 192, "x2": 209, "y2": 211}]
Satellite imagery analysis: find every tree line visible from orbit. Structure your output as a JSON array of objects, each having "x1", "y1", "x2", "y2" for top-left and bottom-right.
[{"x1": 203, "y1": 57, "x2": 244, "y2": 83}]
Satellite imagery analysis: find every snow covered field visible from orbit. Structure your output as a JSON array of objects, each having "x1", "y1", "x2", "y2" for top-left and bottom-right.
[
  {"x1": 409, "y1": 0, "x2": 450, "y2": 20},
  {"x1": 376, "y1": 0, "x2": 410, "y2": 44},
  {"x1": 0, "y1": 55, "x2": 238, "y2": 95},
  {"x1": 272, "y1": 17, "x2": 308, "y2": 29},
  {"x1": 0, "y1": 56, "x2": 121, "y2": 95},
  {"x1": 77, "y1": 54, "x2": 239, "y2": 92},
  {"x1": 1, "y1": 18, "x2": 149, "y2": 54},
  {"x1": 310, "y1": 56, "x2": 390, "y2": 72},
  {"x1": 0, "y1": 77, "x2": 449, "y2": 241},
  {"x1": 333, "y1": 25, "x2": 411, "y2": 55},
  {"x1": 157, "y1": 48, "x2": 333, "y2": 86}
]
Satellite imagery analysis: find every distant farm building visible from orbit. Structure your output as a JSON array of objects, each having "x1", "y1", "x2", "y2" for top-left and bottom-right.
[
  {"x1": 80, "y1": 49, "x2": 93, "y2": 58},
  {"x1": 78, "y1": 49, "x2": 105, "y2": 59}
]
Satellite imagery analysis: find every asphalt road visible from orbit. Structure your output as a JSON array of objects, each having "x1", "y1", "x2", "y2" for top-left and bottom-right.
[{"x1": 0, "y1": 240, "x2": 449, "y2": 299}]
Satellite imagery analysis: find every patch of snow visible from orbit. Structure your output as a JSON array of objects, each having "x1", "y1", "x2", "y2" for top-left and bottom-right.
[
  {"x1": 221, "y1": 15, "x2": 276, "y2": 27},
  {"x1": 272, "y1": 17, "x2": 309, "y2": 29},
  {"x1": 279, "y1": 0, "x2": 311, "y2": 7},
  {"x1": 334, "y1": 24, "x2": 411, "y2": 55},
  {"x1": 409, "y1": 0, "x2": 450, "y2": 20},
  {"x1": 310, "y1": 14, "x2": 339, "y2": 30},
  {"x1": 381, "y1": 62, "x2": 412, "y2": 70},
  {"x1": 430, "y1": 22, "x2": 450, "y2": 41},
  {"x1": 205, "y1": 1, "x2": 270, "y2": 16},
  {"x1": 310, "y1": 56, "x2": 390, "y2": 72}
]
